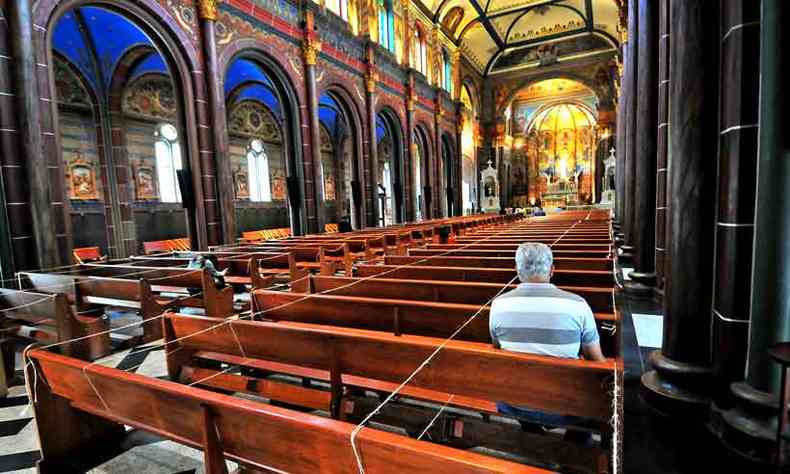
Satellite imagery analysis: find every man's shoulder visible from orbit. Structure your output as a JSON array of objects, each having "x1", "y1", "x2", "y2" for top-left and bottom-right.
[{"x1": 495, "y1": 285, "x2": 587, "y2": 304}]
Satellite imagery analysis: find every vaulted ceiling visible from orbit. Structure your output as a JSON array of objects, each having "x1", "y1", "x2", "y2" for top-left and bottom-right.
[{"x1": 418, "y1": 0, "x2": 622, "y2": 75}]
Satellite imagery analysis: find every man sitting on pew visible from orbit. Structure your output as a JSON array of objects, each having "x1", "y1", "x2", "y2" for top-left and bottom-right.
[{"x1": 490, "y1": 242, "x2": 605, "y2": 442}]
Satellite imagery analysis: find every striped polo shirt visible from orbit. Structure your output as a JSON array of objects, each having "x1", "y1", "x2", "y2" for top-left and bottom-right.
[{"x1": 490, "y1": 282, "x2": 599, "y2": 359}]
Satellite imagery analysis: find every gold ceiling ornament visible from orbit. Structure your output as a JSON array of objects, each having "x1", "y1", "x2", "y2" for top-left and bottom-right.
[
  {"x1": 302, "y1": 38, "x2": 322, "y2": 65},
  {"x1": 197, "y1": 0, "x2": 218, "y2": 21}
]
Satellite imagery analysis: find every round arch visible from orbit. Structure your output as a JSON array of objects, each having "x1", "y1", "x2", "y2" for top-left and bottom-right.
[
  {"x1": 218, "y1": 45, "x2": 307, "y2": 235},
  {"x1": 412, "y1": 122, "x2": 433, "y2": 220},
  {"x1": 318, "y1": 84, "x2": 367, "y2": 229},
  {"x1": 440, "y1": 132, "x2": 456, "y2": 217},
  {"x1": 42, "y1": 0, "x2": 206, "y2": 257},
  {"x1": 501, "y1": 72, "x2": 606, "y2": 111},
  {"x1": 375, "y1": 107, "x2": 406, "y2": 225}
]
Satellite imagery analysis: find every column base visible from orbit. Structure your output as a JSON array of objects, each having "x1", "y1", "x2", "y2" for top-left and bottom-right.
[
  {"x1": 624, "y1": 272, "x2": 656, "y2": 297},
  {"x1": 641, "y1": 351, "x2": 712, "y2": 416},
  {"x1": 617, "y1": 246, "x2": 634, "y2": 266},
  {"x1": 710, "y1": 382, "x2": 780, "y2": 464}
]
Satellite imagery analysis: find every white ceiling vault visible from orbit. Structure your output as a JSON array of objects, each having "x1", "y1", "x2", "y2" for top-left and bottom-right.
[{"x1": 416, "y1": 0, "x2": 622, "y2": 75}]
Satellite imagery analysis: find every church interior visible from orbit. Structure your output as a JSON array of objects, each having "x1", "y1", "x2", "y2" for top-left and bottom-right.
[{"x1": 0, "y1": 0, "x2": 787, "y2": 472}]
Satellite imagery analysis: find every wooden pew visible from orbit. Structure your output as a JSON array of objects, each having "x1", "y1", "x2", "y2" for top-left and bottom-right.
[
  {"x1": 354, "y1": 264, "x2": 614, "y2": 288},
  {"x1": 21, "y1": 266, "x2": 235, "y2": 319},
  {"x1": 251, "y1": 289, "x2": 616, "y2": 354},
  {"x1": 27, "y1": 348, "x2": 541, "y2": 474},
  {"x1": 0, "y1": 289, "x2": 109, "y2": 387},
  {"x1": 72, "y1": 246, "x2": 105, "y2": 264},
  {"x1": 164, "y1": 313, "x2": 614, "y2": 422},
  {"x1": 293, "y1": 274, "x2": 614, "y2": 313},
  {"x1": 388, "y1": 255, "x2": 614, "y2": 272},
  {"x1": 426, "y1": 244, "x2": 611, "y2": 259}
]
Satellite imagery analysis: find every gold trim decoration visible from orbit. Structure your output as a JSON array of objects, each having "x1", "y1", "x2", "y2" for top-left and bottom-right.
[
  {"x1": 365, "y1": 70, "x2": 378, "y2": 93},
  {"x1": 197, "y1": 0, "x2": 218, "y2": 21},
  {"x1": 302, "y1": 38, "x2": 322, "y2": 66}
]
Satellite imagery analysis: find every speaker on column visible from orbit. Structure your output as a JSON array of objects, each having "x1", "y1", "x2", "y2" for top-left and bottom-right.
[
  {"x1": 286, "y1": 175, "x2": 301, "y2": 207},
  {"x1": 176, "y1": 169, "x2": 195, "y2": 210},
  {"x1": 351, "y1": 180, "x2": 362, "y2": 206}
]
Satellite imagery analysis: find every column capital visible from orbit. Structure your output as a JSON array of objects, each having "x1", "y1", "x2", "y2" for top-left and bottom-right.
[
  {"x1": 197, "y1": 0, "x2": 219, "y2": 21},
  {"x1": 302, "y1": 37, "x2": 322, "y2": 66},
  {"x1": 365, "y1": 69, "x2": 378, "y2": 92}
]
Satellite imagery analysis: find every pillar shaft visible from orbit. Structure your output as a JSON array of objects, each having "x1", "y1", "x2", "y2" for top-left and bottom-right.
[
  {"x1": 744, "y1": 0, "x2": 790, "y2": 395},
  {"x1": 202, "y1": 17, "x2": 236, "y2": 243},
  {"x1": 8, "y1": 0, "x2": 60, "y2": 268},
  {"x1": 622, "y1": 0, "x2": 639, "y2": 247},
  {"x1": 710, "y1": 0, "x2": 761, "y2": 395},
  {"x1": 654, "y1": 0, "x2": 670, "y2": 290},
  {"x1": 631, "y1": 0, "x2": 659, "y2": 278},
  {"x1": 365, "y1": 66, "x2": 379, "y2": 227},
  {"x1": 642, "y1": 0, "x2": 720, "y2": 412}
]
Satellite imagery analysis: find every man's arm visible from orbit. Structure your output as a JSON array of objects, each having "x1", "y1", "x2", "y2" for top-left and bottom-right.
[{"x1": 581, "y1": 342, "x2": 606, "y2": 361}]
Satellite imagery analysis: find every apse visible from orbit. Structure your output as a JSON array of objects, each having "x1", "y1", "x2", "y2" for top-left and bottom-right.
[{"x1": 507, "y1": 78, "x2": 600, "y2": 209}]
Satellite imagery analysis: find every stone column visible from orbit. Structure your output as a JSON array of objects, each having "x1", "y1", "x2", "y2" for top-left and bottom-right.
[
  {"x1": 200, "y1": 0, "x2": 235, "y2": 244},
  {"x1": 627, "y1": 0, "x2": 659, "y2": 293},
  {"x1": 709, "y1": 1, "x2": 761, "y2": 402},
  {"x1": 365, "y1": 48, "x2": 380, "y2": 227},
  {"x1": 303, "y1": 22, "x2": 323, "y2": 234},
  {"x1": 641, "y1": 0, "x2": 720, "y2": 414},
  {"x1": 717, "y1": 0, "x2": 789, "y2": 461},
  {"x1": 455, "y1": 109, "x2": 464, "y2": 217},
  {"x1": 654, "y1": 0, "x2": 670, "y2": 293},
  {"x1": 7, "y1": 0, "x2": 60, "y2": 268},
  {"x1": 614, "y1": 56, "x2": 626, "y2": 231},
  {"x1": 620, "y1": 0, "x2": 639, "y2": 261}
]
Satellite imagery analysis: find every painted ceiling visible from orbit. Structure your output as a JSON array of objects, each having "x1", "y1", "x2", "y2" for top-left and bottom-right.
[{"x1": 418, "y1": 0, "x2": 621, "y2": 74}]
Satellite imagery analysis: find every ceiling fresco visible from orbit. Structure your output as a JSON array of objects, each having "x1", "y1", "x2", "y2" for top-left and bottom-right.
[{"x1": 417, "y1": 0, "x2": 621, "y2": 74}]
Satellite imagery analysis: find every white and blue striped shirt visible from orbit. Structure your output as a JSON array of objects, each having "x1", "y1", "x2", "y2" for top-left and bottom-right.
[{"x1": 490, "y1": 282, "x2": 599, "y2": 359}]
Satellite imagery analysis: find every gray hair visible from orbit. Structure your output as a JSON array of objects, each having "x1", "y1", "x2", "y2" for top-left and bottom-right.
[{"x1": 515, "y1": 242, "x2": 553, "y2": 282}]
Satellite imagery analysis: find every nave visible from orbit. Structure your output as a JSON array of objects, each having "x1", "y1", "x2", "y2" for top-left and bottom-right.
[{"x1": 0, "y1": 210, "x2": 623, "y2": 473}]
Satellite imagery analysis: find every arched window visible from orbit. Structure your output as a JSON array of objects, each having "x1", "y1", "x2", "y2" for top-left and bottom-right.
[
  {"x1": 378, "y1": 0, "x2": 395, "y2": 53},
  {"x1": 442, "y1": 50, "x2": 453, "y2": 93},
  {"x1": 413, "y1": 29, "x2": 428, "y2": 76},
  {"x1": 326, "y1": 0, "x2": 349, "y2": 21},
  {"x1": 247, "y1": 139, "x2": 272, "y2": 202},
  {"x1": 154, "y1": 123, "x2": 182, "y2": 203}
]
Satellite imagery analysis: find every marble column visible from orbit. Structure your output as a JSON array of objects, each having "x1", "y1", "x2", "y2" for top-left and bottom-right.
[
  {"x1": 641, "y1": 0, "x2": 720, "y2": 414},
  {"x1": 628, "y1": 0, "x2": 659, "y2": 292},
  {"x1": 614, "y1": 55, "x2": 626, "y2": 231},
  {"x1": 709, "y1": 1, "x2": 761, "y2": 402},
  {"x1": 200, "y1": 0, "x2": 235, "y2": 244},
  {"x1": 654, "y1": 0, "x2": 670, "y2": 293},
  {"x1": 455, "y1": 110, "x2": 463, "y2": 217},
  {"x1": 620, "y1": 0, "x2": 639, "y2": 261},
  {"x1": 717, "y1": 0, "x2": 789, "y2": 461},
  {"x1": 303, "y1": 30, "x2": 324, "y2": 234},
  {"x1": 7, "y1": 0, "x2": 60, "y2": 268}
]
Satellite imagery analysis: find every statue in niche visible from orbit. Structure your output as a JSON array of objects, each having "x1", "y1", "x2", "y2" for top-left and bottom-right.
[
  {"x1": 68, "y1": 156, "x2": 99, "y2": 200},
  {"x1": 442, "y1": 7, "x2": 464, "y2": 35}
]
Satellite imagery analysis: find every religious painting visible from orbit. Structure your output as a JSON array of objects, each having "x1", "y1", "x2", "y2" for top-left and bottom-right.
[
  {"x1": 134, "y1": 166, "x2": 157, "y2": 200},
  {"x1": 271, "y1": 169, "x2": 286, "y2": 201},
  {"x1": 68, "y1": 156, "x2": 99, "y2": 200},
  {"x1": 234, "y1": 165, "x2": 250, "y2": 199},
  {"x1": 122, "y1": 75, "x2": 177, "y2": 120},
  {"x1": 442, "y1": 7, "x2": 464, "y2": 35},
  {"x1": 228, "y1": 100, "x2": 282, "y2": 142},
  {"x1": 325, "y1": 175, "x2": 336, "y2": 201}
]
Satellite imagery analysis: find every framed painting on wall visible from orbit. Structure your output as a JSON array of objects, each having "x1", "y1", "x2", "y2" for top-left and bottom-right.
[
  {"x1": 234, "y1": 166, "x2": 250, "y2": 199},
  {"x1": 68, "y1": 156, "x2": 99, "y2": 200},
  {"x1": 135, "y1": 166, "x2": 157, "y2": 200}
]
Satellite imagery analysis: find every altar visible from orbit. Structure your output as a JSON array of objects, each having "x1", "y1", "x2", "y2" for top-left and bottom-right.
[{"x1": 541, "y1": 180, "x2": 579, "y2": 208}]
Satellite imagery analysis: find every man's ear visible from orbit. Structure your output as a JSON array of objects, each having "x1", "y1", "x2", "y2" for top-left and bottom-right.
[{"x1": 550, "y1": 265, "x2": 555, "y2": 278}]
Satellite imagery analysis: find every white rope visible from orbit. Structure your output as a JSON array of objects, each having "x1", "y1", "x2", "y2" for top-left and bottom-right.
[{"x1": 417, "y1": 394, "x2": 455, "y2": 440}]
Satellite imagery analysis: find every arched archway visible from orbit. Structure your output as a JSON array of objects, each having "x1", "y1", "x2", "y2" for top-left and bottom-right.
[
  {"x1": 318, "y1": 87, "x2": 366, "y2": 230},
  {"x1": 412, "y1": 124, "x2": 432, "y2": 221},
  {"x1": 375, "y1": 108, "x2": 405, "y2": 225},
  {"x1": 440, "y1": 133, "x2": 456, "y2": 217},
  {"x1": 220, "y1": 50, "x2": 306, "y2": 236},
  {"x1": 47, "y1": 2, "x2": 201, "y2": 257}
]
